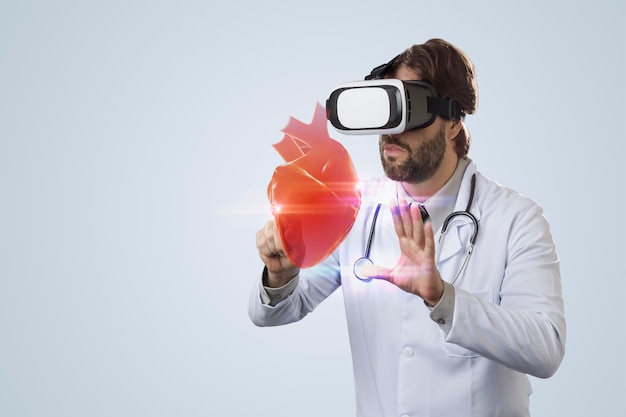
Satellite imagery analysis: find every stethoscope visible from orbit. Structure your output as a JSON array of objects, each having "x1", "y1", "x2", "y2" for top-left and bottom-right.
[{"x1": 353, "y1": 174, "x2": 479, "y2": 284}]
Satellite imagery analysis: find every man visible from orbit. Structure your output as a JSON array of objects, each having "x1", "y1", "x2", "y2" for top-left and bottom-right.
[{"x1": 249, "y1": 38, "x2": 566, "y2": 417}]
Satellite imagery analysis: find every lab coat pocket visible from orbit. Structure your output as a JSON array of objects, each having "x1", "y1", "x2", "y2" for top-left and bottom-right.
[{"x1": 441, "y1": 341, "x2": 480, "y2": 358}]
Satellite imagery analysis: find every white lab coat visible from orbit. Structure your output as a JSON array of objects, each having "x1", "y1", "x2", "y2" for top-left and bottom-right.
[{"x1": 249, "y1": 159, "x2": 566, "y2": 417}]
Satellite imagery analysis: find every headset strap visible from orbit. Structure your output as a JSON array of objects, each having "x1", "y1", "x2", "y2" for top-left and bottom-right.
[{"x1": 427, "y1": 97, "x2": 464, "y2": 120}]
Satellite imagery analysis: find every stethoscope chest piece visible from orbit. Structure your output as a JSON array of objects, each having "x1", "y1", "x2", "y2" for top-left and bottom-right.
[{"x1": 353, "y1": 257, "x2": 375, "y2": 281}]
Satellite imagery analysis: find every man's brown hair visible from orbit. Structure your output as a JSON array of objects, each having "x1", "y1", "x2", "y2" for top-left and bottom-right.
[{"x1": 389, "y1": 39, "x2": 478, "y2": 158}]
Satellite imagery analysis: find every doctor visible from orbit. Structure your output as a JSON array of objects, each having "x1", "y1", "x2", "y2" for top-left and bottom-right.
[{"x1": 249, "y1": 38, "x2": 565, "y2": 417}]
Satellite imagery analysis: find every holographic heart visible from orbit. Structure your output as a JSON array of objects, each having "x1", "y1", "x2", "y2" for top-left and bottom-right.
[{"x1": 268, "y1": 103, "x2": 361, "y2": 268}]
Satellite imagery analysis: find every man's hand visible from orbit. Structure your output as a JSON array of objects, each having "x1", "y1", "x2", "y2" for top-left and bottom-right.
[
  {"x1": 360, "y1": 199, "x2": 444, "y2": 306},
  {"x1": 256, "y1": 221, "x2": 300, "y2": 288}
]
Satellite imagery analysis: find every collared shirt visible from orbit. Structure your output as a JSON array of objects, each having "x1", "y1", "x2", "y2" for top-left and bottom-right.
[{"x1": 396, "y1": 157, "x2": 470, "y2": 233}]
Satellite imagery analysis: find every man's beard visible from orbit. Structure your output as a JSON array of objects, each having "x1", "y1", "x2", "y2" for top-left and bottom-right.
[{"x1": 379, "y1": 126, "x2": 447, "y2": 183}]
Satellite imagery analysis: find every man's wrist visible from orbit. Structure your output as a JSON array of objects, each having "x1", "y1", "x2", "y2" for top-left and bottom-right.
[
  {"x1": 423, "y1": 279, "x2": 445, "y2": 307},
  {"x1": 262, "y1": 266, "x2": 299, "y2": 288}
]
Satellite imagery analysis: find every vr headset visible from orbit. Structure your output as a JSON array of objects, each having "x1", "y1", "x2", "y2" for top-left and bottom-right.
[{"x1": 326, "y1": 56, "x2": 464, "y2": 135}]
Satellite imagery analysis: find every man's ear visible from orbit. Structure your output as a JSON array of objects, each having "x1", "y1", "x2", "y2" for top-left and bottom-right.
[{"x1": 447, "y1": 119, "x2": 463, "y2": 141}]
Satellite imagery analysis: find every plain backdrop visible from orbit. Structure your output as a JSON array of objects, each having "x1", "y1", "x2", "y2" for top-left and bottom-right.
[{"x1": 0, "y1": 0, "x2": 624, "y2": 416}]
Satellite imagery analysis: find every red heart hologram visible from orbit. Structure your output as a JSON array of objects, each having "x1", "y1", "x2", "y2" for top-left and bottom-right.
[{"x1": 268, "y1": 103, "x2": 361, "y2": 268}]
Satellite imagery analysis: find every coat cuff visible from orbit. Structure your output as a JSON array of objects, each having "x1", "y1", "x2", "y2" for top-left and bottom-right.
[
  {"x1": 428, "y1": 281, "x2": 455, "y2": 333},
  {"x1": 259, "y1": 267, "x2": 299, "y2": 306}
]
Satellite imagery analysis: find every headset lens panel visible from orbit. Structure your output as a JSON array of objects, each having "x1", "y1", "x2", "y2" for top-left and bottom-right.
[
  {"x1": 327, "y1": 83, "x2": 403, "y2": 133},
  {"x1": 336, "y1": 87, "x2": 392, "y2": 129}
]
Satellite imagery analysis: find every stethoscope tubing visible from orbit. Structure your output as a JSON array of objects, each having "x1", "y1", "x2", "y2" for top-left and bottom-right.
[
  {"x1": 354, "y1": 174, "x2": 478, "y2": 283},
  {"x1": 353, "y1": 203, "x2": 383, "y2": 281}
]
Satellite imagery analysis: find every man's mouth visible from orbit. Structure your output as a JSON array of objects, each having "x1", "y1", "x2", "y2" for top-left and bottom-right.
[{"x1": 383, "y1": 143, "x2": 407, "y2": 156}]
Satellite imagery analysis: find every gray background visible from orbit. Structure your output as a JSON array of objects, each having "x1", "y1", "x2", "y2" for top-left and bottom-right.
[{"x1": 1, "y1": 0, "x2": 624, "y2": 416}]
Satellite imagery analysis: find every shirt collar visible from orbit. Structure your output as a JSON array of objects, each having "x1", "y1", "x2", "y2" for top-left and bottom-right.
[{"x1": 396, "y1": 157, "x2": 471, "y2": 232}]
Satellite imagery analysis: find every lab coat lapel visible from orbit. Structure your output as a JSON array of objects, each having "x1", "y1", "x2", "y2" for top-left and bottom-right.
[{"x1": 435, "y1": 161, "x2": 482, "y2": 271}]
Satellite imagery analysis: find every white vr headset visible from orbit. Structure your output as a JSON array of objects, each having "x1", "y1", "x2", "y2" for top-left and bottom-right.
[{"x1": 326, "y1": 56, "x2": 464, "y2": 135}]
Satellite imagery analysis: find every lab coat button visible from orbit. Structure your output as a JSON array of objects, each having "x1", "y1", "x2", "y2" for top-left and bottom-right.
[{"x1": 402, "y1": 347, "x2": 414, "y2": 358}]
